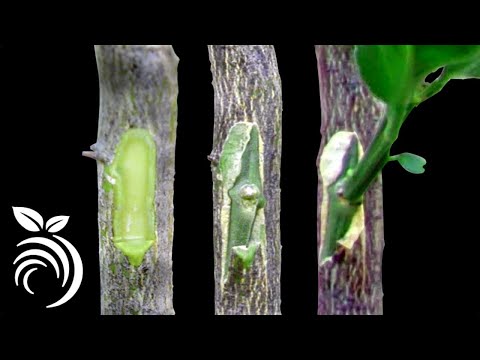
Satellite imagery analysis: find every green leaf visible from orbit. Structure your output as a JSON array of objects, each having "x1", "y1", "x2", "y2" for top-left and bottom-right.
[
  {"x1": 356, "y1": 45, "x2": 414, "y2": 106},
  {"x1": 391, "y1": 152, "x2": 426, "y2": 174},
  {"x1": 412, "y1": 47, "x2": 480, "y2": 104},
  {"x1": 444, "y1": 58, "x2": 480, "y2": 80},
  {"x1": 413, "y1": 45, "x2": 480, "y2": 79}
]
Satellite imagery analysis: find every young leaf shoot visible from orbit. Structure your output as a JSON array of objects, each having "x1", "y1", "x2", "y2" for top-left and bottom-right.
[{"x1": 322, "y1": 45, "x2": 480, "y2": 262}]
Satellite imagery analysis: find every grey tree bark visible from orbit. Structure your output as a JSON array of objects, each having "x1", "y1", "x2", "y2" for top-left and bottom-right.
[
  {"x1": 90, "y1": 45, "x2": 178, "y2": 315},
  {"x1": 316, "y1": 45, "x2": 385, "y2": 315},
  {"x1": 208, "y1": 45, "x2": 282, "y2": 315}
]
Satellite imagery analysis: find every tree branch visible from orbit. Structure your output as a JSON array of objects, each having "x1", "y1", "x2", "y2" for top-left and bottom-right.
[
  {"x1": 316, "y1": 45, "x2": 385, "y2": 315},
  {"x1": 94, "y1": 45, "x2": 178, "y2": 315},
  {"x1": 208, "y1": 45, "x2": 282, "y2": 315}
]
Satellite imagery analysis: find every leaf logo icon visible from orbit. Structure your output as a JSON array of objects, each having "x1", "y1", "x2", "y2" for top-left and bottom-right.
[
  {"x1": 45, "y1": 216, "x2": 69, "y2": 233},
  {"x1": 12, "y1": 207, "x2": 44, "y2": 232},
  {"x1": 12, "y1": 207, "x2": 83, "y2": 308}
]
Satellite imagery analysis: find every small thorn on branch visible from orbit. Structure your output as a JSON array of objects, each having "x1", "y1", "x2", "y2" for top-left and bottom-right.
[
  {"x1": 82, "y1": 151, "x2": 97, "y2": 160},
  {"x1": 207, "y1": 151, "x2": 219, "y2": 165}
]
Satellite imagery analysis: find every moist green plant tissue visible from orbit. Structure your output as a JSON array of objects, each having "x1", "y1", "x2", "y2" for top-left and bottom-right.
[
  {"x1": 104, "y1": 128, "x2": 157, "y2": 267},
  {"x1": 219, "y1": 122, "x2": 266, "y2": 282},
  {"x1": 319, "y1": 131, "x2": 365, "y2": 264}
]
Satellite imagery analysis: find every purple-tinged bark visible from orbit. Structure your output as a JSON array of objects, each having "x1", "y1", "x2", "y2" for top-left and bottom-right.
[{"x1": 316, "y1": 45, "x2": 385, "y2": 315}]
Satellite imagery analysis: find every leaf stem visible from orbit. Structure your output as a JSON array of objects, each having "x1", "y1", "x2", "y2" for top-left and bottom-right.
[
  {"x1": 340, "y1": 69, "x2": 448, "y2": 204},
  {"x1": 340, "y1": 105, "x2": 406, "y2": 203},
  {"x1": 417, "y1": 72, "x2": 451, "y2": 104}
]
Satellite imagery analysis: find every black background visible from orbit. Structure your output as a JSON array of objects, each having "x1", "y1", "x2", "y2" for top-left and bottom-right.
[{"x1": 0, "y1": 44, "x2": 478, "y2": 318}]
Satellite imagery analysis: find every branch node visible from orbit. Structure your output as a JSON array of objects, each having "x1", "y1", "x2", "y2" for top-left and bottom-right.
[
  {"x1": 207, "y1": 152, "x2": 219, "y2": 165},
  {"x1": 82, "y1": 151, "x2": 97, "y2": 160}
]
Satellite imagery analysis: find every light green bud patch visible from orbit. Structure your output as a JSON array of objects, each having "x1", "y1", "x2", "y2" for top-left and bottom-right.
[{"x1": 104, "y1": 128, "x2": 157, "y2": 267}]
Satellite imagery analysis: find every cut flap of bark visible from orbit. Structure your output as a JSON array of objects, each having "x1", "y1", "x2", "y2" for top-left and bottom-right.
[{"x1": 209, "y1": 45, "x2": 282, "y2": 315}]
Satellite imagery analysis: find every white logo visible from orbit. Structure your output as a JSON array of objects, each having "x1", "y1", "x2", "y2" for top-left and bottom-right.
[{"x1": 12, "y1": 207, "x2": 83, "y2": 308}]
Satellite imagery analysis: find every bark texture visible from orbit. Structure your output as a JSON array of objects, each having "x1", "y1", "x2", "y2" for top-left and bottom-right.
[
  {"x1": 94, "y1": 45, "x2": 178, "y2": 315},
  {"x1": 208, "y1": 45, "x2": 282, "y2": 315},
  {"x1": 316, "y1": 45, "x2": 385, "y2": 315}
]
